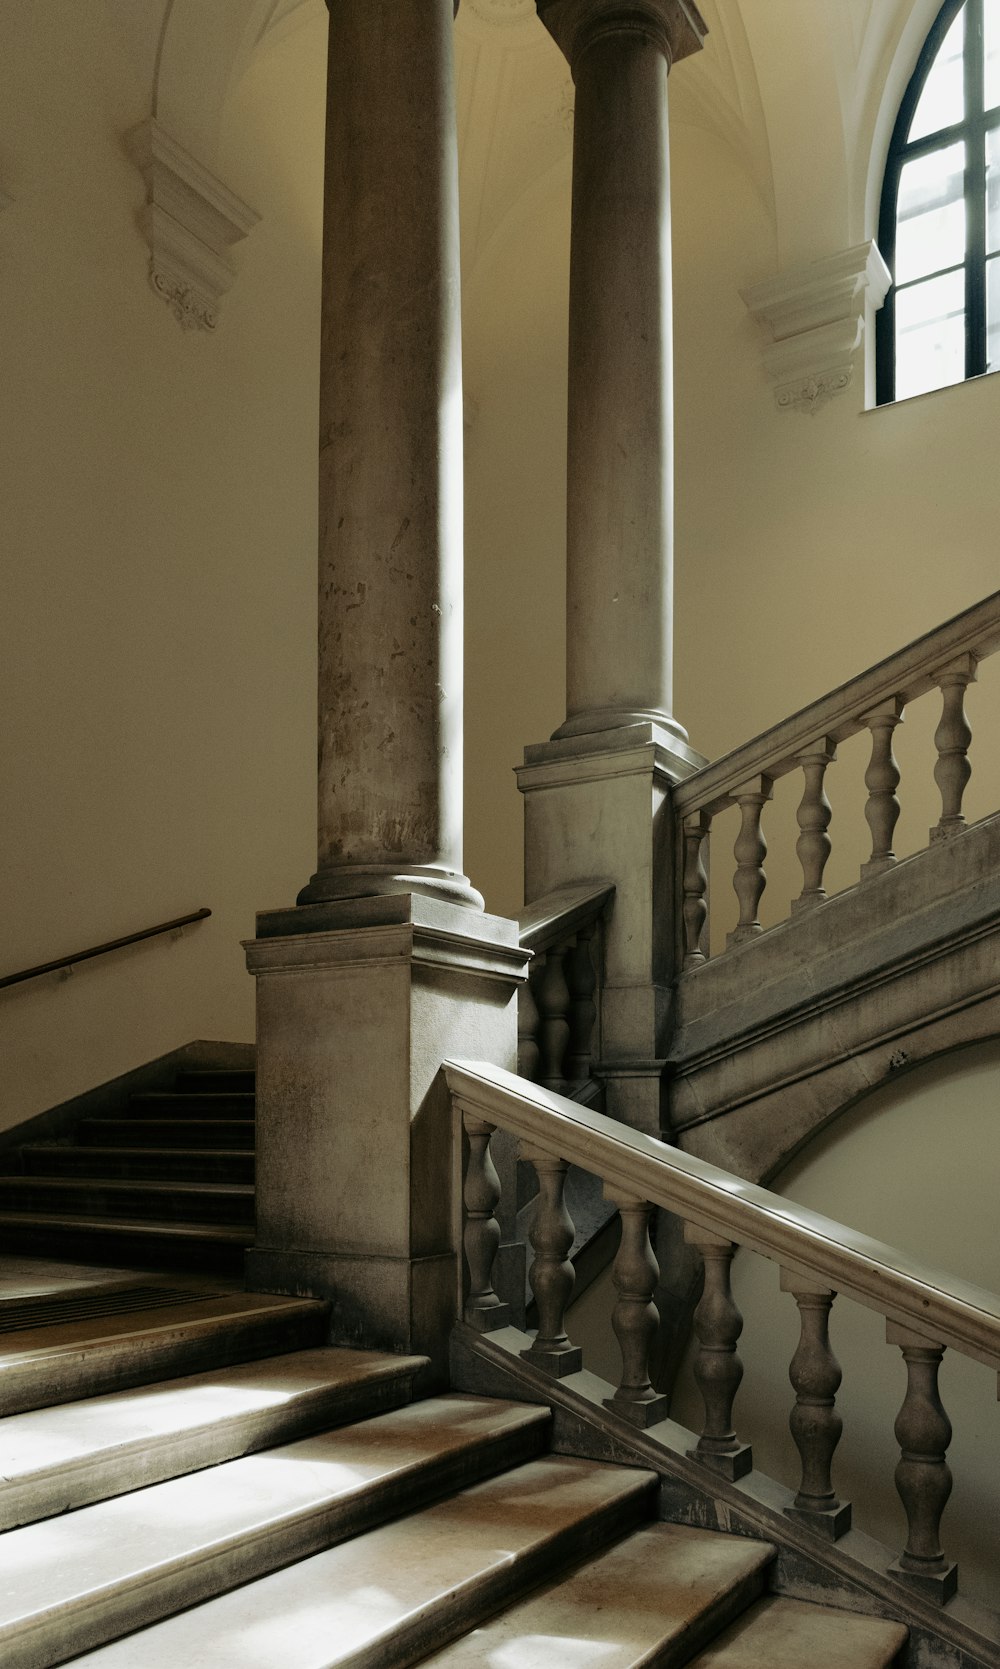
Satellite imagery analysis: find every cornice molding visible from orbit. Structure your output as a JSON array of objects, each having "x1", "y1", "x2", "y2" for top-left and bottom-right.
[
  {"x1": 125, "y1": 120, "x2": 260, "y2": 333},
  {"x1": 741, "y1": 240, "x2": 891, "y2": 414},
  {"x1": 536, "y1": 0, "x2": 706, "y2": 71}
]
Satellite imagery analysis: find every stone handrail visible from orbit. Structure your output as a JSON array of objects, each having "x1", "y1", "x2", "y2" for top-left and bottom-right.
[
  {"x1": 516, "y1": 883, "x2": 613, "y2": 1093},
  {"x1": 674, "y1": 589, "x2": 1000, "y2": 963},
  {"x1": 446, "y1": 1056, "x2": 1000, "y2": 1601}
]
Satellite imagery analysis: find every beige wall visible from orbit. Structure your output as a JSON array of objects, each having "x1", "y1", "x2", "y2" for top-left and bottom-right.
[
  {"x1": 2, "y1": 5, "x2": 999, "y2": 1132},
  {"x1": 0, "y1": 2, "x2": 318, "y2": 1130},
  {"x1": 663, "y1": 1039, "x2": 1000, "y2": 1607}
]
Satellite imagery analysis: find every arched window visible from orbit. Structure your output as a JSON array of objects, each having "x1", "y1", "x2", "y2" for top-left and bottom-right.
[{"x1": 877, "y1": 0, "x2": 1000, "y2": 402}]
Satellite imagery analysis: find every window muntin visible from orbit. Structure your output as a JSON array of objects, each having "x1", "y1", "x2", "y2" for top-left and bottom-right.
[{"x1": 877, "y1": 0, "x2": 1000, "y2": 402}]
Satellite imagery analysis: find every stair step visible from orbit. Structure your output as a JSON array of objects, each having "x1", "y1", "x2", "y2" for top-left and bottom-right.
[
  {"x1": 0, "y1": 1345, "x2": 425, "y2": 1530},
  {"x1": 19, "y1": 1145, "x2": 255, "y2": 1183},
  {"x1": 686, "y1": 1596, "x2": 909, "y2": 1666},
  {"x1": 128, "y1": 1091, "x2": 255, "y2": 1119},
  {"x1": 77, "y1": 1118, "x2": 255, "y2": 1150},
  {"x1": 0, "y1": 1176, "x2": 254, "y2": 1224},
  {"x1": 176, "y1": 1068, "x2": 255, "y2": 1095},
  {"x1": 3, "y1": 1395, "x2": 555, "y2": 1668},
  {"x1": 420, "y1": 1522, "x2": 775, "y2": 1667},
  {"x1": 0, "y1": 1210, "x2": 250, "y2": 1274},
  {"x1": 60, "y1": 1447, "x2": 651, "y2": 1669},
  {"x1": 0, "y1": 1290, "x2": 327, "y2": 1415}
]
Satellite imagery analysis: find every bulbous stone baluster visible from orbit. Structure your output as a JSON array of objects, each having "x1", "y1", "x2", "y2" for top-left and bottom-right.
[
  {"x1": 517, "y1": 967, "x2": 541, "y2": 1083},
  {"x1": 603, "y1": 1188, "x2": 668, "y2": 1427},
  {"x1": 792, "y1": 741, "x2": 836, "y2": 913},
  {"x1": 727, "y1": 776, "x2": 772, "y2": 948},
  {"x1": 682, "y1": 811, "x2": 711, "y2": 968},
  {"x1": 860, "y1": 698, "x2": 904, "y2": 881},
  {"x1": 931, "y1": 654, "x2": 976, "y2": 842},
  {"x1": 685, "y1": 1226, "x2": 752, "y2": 1478},
  {"x1": 565, "y1": 924, "x2": 598, "y2": 1086},
  {"x1": 520, "y1": 1142, "x2": 582, "y2": 1376},
  {"x1": 462, "y1": 1114, "x2": 509, "y2": 1332},
  {"x1": 887, "y1": 1322, "x2": 958, "y2": 1601},
  {"x1": 780, "y1": 1270, "x2": 851, "y2": 1538},
  {"x1": 536, "y1": 945, "x2": 571, "y2": 1093}
]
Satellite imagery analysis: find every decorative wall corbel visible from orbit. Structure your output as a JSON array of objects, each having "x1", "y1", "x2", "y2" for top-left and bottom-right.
[
  {"x1": 742, "y1": 242, "x2": 891, "y2": 414},
  {"x1": 125, "y1": 120, "x2": 260, "y2": 333}
]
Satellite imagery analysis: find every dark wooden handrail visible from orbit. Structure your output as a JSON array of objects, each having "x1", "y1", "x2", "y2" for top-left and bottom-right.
[{"x1": 0, "y1": 909, "x2": 212, "y2": 991}]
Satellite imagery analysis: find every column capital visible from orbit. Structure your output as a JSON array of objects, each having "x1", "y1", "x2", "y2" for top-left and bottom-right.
[{"x1": 536, "y1": 0, "x2": 706, "y2": 71}]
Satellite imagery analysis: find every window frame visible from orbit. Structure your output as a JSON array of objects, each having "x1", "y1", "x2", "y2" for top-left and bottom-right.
[{"x1": 876, "y1": 0, "x2": 1000, "y2": 403}]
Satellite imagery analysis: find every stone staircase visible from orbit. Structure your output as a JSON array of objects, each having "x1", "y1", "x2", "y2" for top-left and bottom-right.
[
  {"x1": 0, "y1": 1068, "x2": 255, "y2": 1274},
  {"x1": 0, "y1": 1282, "x2": 909, "y2": 1668}
]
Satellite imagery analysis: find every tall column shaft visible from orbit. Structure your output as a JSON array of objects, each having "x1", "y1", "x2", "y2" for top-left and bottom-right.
[
  {"x1": 539, "y1": 0, "x2": 705, "y2": 742},
  {"x1": 299, "y1": 0, "x2": 481, "y2": 909}
]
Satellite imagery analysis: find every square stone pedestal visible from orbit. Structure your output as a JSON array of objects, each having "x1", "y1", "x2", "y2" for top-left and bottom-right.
[
  {"x1": 244, "y1": 894, "x2": 527, "y2": 1380},
  {"x1": 517, "y1": 721, "x2": 704, "y2": 1136}
]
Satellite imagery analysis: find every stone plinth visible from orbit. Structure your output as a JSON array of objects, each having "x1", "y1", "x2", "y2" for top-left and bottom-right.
[
  {"x1": 245, "y1": 896, "x2": 528, "y2": 1378},
  {"x1": 518, "y1": 723, "x2": 704, "y2": 1135}
]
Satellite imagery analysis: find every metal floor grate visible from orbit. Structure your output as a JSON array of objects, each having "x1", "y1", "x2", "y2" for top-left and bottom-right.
[{"x1": 0, "y1": 1284, "x2": 226, "y2": 1334}]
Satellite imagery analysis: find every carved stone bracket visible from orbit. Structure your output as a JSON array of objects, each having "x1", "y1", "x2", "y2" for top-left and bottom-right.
[
  {"x1": 741, "y1": 241, "x2": 891, "y2": 415},
  {"x1": 125, "y1": 120, "x2": 260, "y2": 333}
]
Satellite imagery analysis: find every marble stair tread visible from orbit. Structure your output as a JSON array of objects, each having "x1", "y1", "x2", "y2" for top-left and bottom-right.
[
  {"x1": 0, "y1": 1395, "x2": 553, "y2": 1668},
  {"x1": 0, "y1": 1211, "x2": 249, "y2": 1237},
  {"x1": 0, "y1": 1345, "x2": 426, "y2": 1529},
  {"x1": 76, "y1": 1119, "x2": 255, "y2": 1149},
  {"x1": 685, "y1": 1596, "x2": 909, "y2": 1667},
  {"x1": 19, "y1": 1146, "x2": 255, "y2": 1181},
  {"x1": 0, "y1": 1290, "x2": 328, "y2": 1415},
  {"x1": 65, "y1": 1452, "x2": 657, "y2": 1669},
  {"x1": 419, "y1": 1522, "x2": 775, "y2": 1668}
]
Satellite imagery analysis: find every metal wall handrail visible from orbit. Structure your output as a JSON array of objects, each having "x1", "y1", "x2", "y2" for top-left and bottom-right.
[{"x1": 0, "y1": 908, "x2": 212, "y2": 991}]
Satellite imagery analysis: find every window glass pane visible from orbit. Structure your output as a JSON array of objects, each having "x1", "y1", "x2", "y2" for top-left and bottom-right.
[
  {"x1": 987, "y1": 254, "x2": 1000, "y2": 367},
  {"x1": 986, "y1": 0, "x2": 1000, "y2": 109},
  {"x1": 988, "y1": 124, "x2": 1000, "y2": 251},
  {"x1": 910, "y1": 6, "x2": 965, "y2": 141},
  {"x1": 895, "y1": 268, "x2": 966, "y2": 398},
  {"x1": 895, "y1": 142, "x2": 966, "y2": 283}
]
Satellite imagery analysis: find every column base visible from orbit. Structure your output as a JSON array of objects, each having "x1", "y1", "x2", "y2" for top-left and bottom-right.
[
  {"x1": 297, "y1": 862, "x2": 484, "y2": 912},
  {"x1": 246, "y1": 1246, "x2": 455, "y2": 1384}
]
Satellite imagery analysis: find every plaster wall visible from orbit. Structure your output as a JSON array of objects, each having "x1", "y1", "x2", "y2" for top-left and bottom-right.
[
  {"x1": 3, "y1": 4, "x2": 1000, "y2": 1142},
  {"x1": 662, "y1": 1038, "x2": 1000, "y2": 1608},
  {"x1": 0, "y1": 2, "x2": 318, "y2": 1130}
]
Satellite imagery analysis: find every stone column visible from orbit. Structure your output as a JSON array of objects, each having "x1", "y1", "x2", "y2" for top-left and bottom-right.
[
  {"x1": 297, "y1": 0, "x2": 481, "y2": 912},
  {"x1": 521, "y1": 0, "x2": 706, "y2": 1141},
  {"x1": 538, "y1": 0, "x2": 705, "y2": 744},
  {"x1": 247, "y1": 1, "x2": 529, "y2": 1381}
]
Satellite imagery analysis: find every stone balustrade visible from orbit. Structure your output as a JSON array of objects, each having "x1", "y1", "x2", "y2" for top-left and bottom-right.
[
  {"x1": 674, "y1": 590, "x2": 1000, "y2": 968},
  {"x1": 445, "y1": 1058, "x2": 1000, "y2": 1611},
  {"x1": 516, "y1": 883, "x2": 614, "y2": 1098}
]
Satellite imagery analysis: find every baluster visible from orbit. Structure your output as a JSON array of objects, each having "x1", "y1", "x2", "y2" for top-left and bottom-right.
[
  {"x1": 860, "y1": 698, "x2": 904, "y2": 880},
  {"x1": 684, "y1": 1226, "x2": 752, "y2": 1478},
  {"x1": 520, "y1": 1143, "x2": 582, "y2": 1376},
  {"x1": 727, "y1": 776, "x2": 772, "y2": 948},
  {"x1": 781, "y1": 1270, "x2": 851, "y2": 1538},
  {"x1": 931, "y1": 653, "x2": 976, "y2": 842},
  {"x1": 603, "y1": 1188, "x2": 669, "y2": 1427},
  {"x1": 565, "y1": 924, "x2": 598, "y2": 1086},
  {"x1": 461, "y1": 1114, "x2": 509, "y2": 1332},
  {"x1": 517, "y1": 967, "x2": 541, "y2": 1083},
  {"x1": 682, "y1": 810, "x2": 711, "y2": 968},
  {"x1": 792, "y1": 740, "x2": 836, "y2": 912},
  {"x1": 887, "y1": 1322, "x2": 957, "y2": 1601},
  {"x1": 536, "y1": 945, "x2": 571, "y2": 1093}
]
